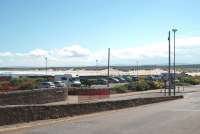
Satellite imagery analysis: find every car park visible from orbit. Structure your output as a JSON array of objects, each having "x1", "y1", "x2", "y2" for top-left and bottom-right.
[
  {"x1": 96, "y1": 78, "x2": 107, "y2": 85},
  {"x1": 54, "y1": 81, "x2": 66, "y2": 88},
  {"x1": 145, "y1": 75, "x2": 162, "y2": 81},
  {"x1": 151, "y1": 75, "x2": 162, "y2": 81},
  {"x1": 131, "y1": 76, "x2": 139, "y2": 81},
  {"x1": 80, "y1": 78, "x2": 93, "y2": 87},
  {"x1": 145, "y1": 76, "x2": 153, "y2": 81},
  {"x1": 54, "y1": 74, "x2": 81, "y2": 87},
  {"x1": 115, "y1": 77, "x2": 127, "y2": 83},
  {"x1": 70, "y1": 77, "x2": 82, "y2": 87},
  {"x1": 38, "y1": 82, "x2": 56, "y2": 89},
  {"x1": 109, "y1": 77, "x2": 120, "y2": 83},
  {"x1": 122, "y1": 76, "x2": 132, "y2": 82}
]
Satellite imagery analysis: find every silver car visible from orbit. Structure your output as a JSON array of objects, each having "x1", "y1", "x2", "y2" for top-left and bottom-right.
[
  {"x1": 54, "y1": 81, "x2": 66, "y2": 88},
  {"x1": 38, "y1": 82, "x2": 56, "y2": 89}
]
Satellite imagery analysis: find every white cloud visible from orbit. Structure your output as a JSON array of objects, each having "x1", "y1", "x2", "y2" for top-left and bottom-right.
[
  {"x1": 0, "y1": 52, "x2": 13, "y2": 57},
  {"x1": 0, "y1": 45, "x2": 93, "y2": 67},
  {"x1": 0, "y1": 36, "x2": 200, "y2": 67},
  {"x1": 111, "y1": 43, "x2": 168, "y2": 60},
  {"x1": 28, "y1": 49, "x2": 49, "y2": 57},
  {"x1": 56, "y1": 45, "x2": 91, "y2": 57},
  {"x1": 177, "y1": 37, "x2": 200, "y2": 48}
]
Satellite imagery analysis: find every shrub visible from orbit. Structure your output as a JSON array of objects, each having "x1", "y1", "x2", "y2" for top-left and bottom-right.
[
  {"x1": 110, "y1": 84, "x2": 129, "y2": 93},
  {"x1": 151, "y1": 81, "x2": 164, "y2": 89},
  {"x1": 112, "y1": 80, "x2": 164, "y2": 93},
  {"x1": 0, "y1": 77, "x2": 45, "y2": 91},
  {"x1": 179, "y1": 76, "x2": 200, "y2": 85},
  {"x1": 10, "y1": 78, "x2": 37, "y2": 90},
  {"x1": 136, "y1": 80, "x2": 151, "y2": 91}
]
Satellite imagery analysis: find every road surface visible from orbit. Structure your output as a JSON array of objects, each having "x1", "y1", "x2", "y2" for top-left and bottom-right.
[
  {"x1": 48, "y1": 85, "x2": 195, "y2": 105},
  {"x1": 1, "y1": 86, "x2": 200, "y2": 134}
]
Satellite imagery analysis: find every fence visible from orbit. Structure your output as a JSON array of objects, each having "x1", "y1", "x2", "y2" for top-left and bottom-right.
[{"x1": 78, "y1": 88, "x2": 110, "y2": 103}]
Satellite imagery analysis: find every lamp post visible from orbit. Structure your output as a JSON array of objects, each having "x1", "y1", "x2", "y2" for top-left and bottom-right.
[
  {"x1": 135, "y1": 61, "x2": 139, "y2": 77},
  {"x1": 107, "y1": 48, "x2": 110, "y2": 88},
  {"x1": 168, "y1": 31, "x2": 171, "y2": 96},
  {"x1": 96, "y1": 59, "x2": 98, "y2": 83},
  {"x1": 45, "y1": 57, "x2": 48, "y2": 76},
  {"x1": 172, "y1": 28, "x2": 178, "y2": 96}
]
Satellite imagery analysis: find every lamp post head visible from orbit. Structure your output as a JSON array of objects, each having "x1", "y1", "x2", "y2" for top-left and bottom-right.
[{"x1": 172, "y1": 29, "x2": 178, "y2": 33}]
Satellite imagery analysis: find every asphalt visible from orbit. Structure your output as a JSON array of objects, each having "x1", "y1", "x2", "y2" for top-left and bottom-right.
[
  {"x1": 2, "y1": 85, "x2": 200, "y2": 134},
  {"x1": 48, "y1": 85, "x2": 190, "y2": 105}
]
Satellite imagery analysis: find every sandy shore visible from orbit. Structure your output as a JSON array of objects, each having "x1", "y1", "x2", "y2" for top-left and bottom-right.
[{"x1": 0, "y1": 68, "x2": 169, "y2": 76}]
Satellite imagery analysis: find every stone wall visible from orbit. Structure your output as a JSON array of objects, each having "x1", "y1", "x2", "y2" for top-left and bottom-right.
[
  {"x1": 0, "y1": 88, "x2": 67, "y2": 105},
  {"x1": 0, "y1": 95, "x2": 183, "y2": 126}
]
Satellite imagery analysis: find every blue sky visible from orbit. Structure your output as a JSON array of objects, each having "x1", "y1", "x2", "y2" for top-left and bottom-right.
[{"x1": 0, "y1": 0, "x2": 200, "y2": 67}]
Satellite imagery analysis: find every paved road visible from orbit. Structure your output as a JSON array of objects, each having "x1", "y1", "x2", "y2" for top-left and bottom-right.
[{"x1": 2, "y1": 86, "x2": 200, "y2": 134}]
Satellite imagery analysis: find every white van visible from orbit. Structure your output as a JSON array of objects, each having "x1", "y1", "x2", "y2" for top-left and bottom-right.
[{"x1": 54, "y1": 74, "x2": 81, "y2": 87}]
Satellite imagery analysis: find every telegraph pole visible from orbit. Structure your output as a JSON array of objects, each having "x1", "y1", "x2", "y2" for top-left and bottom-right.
[
  {"x1": 172, "y1": 28, "x2": 178, "y2": 96},
  {"x1": 168, "y1": 31, "x2": 171, "y2": 96},
  {"x1": 107, "y1": 48, "x2": 110, "y2": 88}
]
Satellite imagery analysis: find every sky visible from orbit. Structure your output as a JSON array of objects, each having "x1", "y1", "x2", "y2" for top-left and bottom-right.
[{"x1": 0, "y1": 0, "x2": 200, "y2": 67}]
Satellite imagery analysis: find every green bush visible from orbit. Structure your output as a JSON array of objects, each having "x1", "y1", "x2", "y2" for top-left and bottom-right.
[
  {"x1": 9, "y1": 77, "x2": 45, "y2": 90},
  {"x1": 179, "y1": 76, "x2": 200, "y2": 85},
  {"x1": 151, "y1": 81, "x2": 164, "y2": 89},
  {"x1": 111, "y1": 79, "x2": 164, "y2": 94},
  {"x1": 110, "y1": 84, "x2": 129, "y2": 93},
  {"x1": 136, "y1": 80, "x2": 151, "y2": 91}
]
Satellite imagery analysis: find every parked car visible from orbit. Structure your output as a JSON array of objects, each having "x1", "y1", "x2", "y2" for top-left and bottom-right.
[
  {"x1": 115, "y1": 77, "x2": 127, "y2": 83},
  {"x1": 80, "y1": 78, "x2": 92, "y2": 87},
  {"x1": 109, "y1": 77, "x2": 120, "y2": 83},
  {"x1": 131, "y1": 76, "x2": 139, "y2": 81},
  {"x1": 54, "y1": 81, "x2": 66, "y2": 88},
  {"x1": 54, "y1": 74, "x2": 81, "y2": 87},
  {"x1": 145, "y1": 75, "x2": 162, "y2": 81},
  {"x1": 38, "y1": 82, "x2": 56, "y2": 89},
  {"x1": 96, "y1": 78, "x2": 107, "y2": 85},
  {"x1": 145, "y1": 76, "x2": 153, "y2": 81},
  {"x1": 161, "y1": 73, "x2": 175, "y2": 81},
  {"x1": 70, "y1": 77, "x2": 81, "y2": 87},
  {"x1": 151, "y1": 75, "x2": 162, "y2": 81},
  {"x1": 122, "y1": 76, "x2": 132, "y2": 82}
]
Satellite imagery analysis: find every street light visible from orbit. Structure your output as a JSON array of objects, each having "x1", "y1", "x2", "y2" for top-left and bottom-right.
[
  {"x1": 96, "y1": 59, "x2": 98, "y2": 83},
  {"x1": 172, "y1": 28, "x2": 178, "y2": 96},
  {"x1": 136, "y1": 61, "x2": 139, "y2": 78},
  {"x1": 168, "y1": 31, "x2": 171, "y2": 96},
  {"x1": 107, "y1": 48, "x2": 110, "y2": 88},
  {"x1": 45, "y1": 57, "x2": 48, "y2": 76}
]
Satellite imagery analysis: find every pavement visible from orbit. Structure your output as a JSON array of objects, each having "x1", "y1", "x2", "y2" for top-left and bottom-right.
[
  {"x1": 47, "y1": 85, "x2": 192, "y2": 105},
  {"x1": 48, "y1": 90, "x2": 166, "y2": 105},
  {"x1": 1, "y1": 85, "x2": 200, "y2": 134}
]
